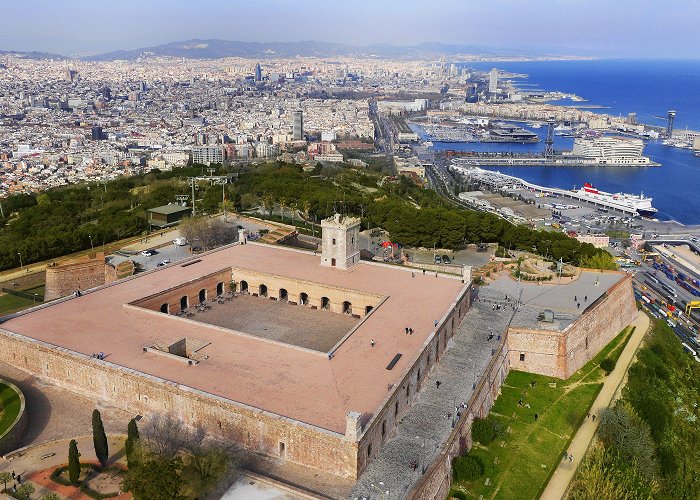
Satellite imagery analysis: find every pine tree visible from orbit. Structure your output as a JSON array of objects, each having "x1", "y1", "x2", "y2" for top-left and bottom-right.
[
  {"x1": 92, "y1": 409, "x2": 109, "y2": 468},
  {"x1": 68, "y1": 439, "x2": 81, "y2": 486},
  {"x1": 125, "y1": 418, "x2": 140, "y2": 467}
]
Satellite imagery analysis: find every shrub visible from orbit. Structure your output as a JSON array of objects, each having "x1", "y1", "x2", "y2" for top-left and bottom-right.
[
  {"x1": 600, "y1": 357, "x2": 616, "y2": 374},
  {"x1": 68, "y1": 439, "x2": 81, "y2": 486},
  {"x1": 450, "y1": 490, "x2": 468, "y2": 500},
  {"x1": 452, "y1": 454, "x2": 485, "y2": 482},
  {"x1": 472, "y1": 416, "x2": 498, "y2": 446}
]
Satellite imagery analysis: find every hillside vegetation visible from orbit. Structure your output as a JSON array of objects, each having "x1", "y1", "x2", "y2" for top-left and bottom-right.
[{"x1": 0, "y1": 162, "x2": 615, "y2": 271}]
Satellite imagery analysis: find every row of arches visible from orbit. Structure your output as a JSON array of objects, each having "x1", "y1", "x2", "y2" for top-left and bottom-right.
[
  {"x1": 160, "y1": 281, "x2": 226, "y2": 314},
  {"x1": 235, "y1": 280, "x2": 374, "y2": 316}
]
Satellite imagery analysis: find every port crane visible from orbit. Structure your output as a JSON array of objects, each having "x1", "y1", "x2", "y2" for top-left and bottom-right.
[{"x1": 686, "y1": 301, "x2": 700, "y2": 317}]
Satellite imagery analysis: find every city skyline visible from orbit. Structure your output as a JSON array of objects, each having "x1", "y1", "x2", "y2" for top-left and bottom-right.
[{"x1": 0, "y1": 0, "x2": 698, "y2": 58}]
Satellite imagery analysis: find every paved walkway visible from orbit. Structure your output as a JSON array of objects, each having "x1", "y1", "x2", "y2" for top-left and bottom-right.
[
  {"x1": 0, "y1": 435, "x2": 128, "y2": 499},
  {"x1": 539, "y1": 311, "x2": 651, "y2": 500},
  {"x1": 350, "y1": 288, "x2": 512, "y2": 499}
]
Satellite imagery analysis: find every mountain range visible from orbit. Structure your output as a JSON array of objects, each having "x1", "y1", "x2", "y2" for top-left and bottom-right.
[
  {"x1": 0, "y1": 39, "x2": 572, "y2": 62},
  {"x1": 81, "y1": 39, "x2": 533, "y2": 61}
]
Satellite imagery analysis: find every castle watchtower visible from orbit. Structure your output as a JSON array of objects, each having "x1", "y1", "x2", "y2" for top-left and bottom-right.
[{"x1": 320, "y1": 214, "x2": 361, "y2": 270}]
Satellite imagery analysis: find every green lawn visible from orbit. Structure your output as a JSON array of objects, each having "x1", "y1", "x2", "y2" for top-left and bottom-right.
[
  {"x1": 0, "y1": 293, "x2": 35, "y2": 315},
  {"x1": 451, "y1": 326, "x2": 635, "y2": 499},
  {"x1": 0, "y1": 284, "x2": 45, "y2": 315},
  {"x1": 0, "y1": 383, "x2": 22, "y2": 435}
]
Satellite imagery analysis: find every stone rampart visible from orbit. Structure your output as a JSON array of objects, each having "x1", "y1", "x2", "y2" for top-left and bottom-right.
[
  {"x1": 0, "y1": 329, "x2": 359, "y2": 478},
  {"x1": 508, "y1": 274, "x2": 636, "y2": 378},
  {"x1": 44, "y1": 260, "x2": 107, "y2": 301}
]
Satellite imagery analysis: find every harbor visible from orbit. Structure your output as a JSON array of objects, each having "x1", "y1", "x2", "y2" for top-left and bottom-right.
[{"x1": 450, "y1": 164, "x2": 657, "y2": 217}]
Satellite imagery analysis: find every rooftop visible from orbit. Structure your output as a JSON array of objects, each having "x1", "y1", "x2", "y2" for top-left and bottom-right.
[
  {"x1": 487, "y1": 271, "x2": 625, "y2": 331},
  {"x1": 0, "y1": 243, "x2": 466, "y2": 435},
  {"x1": 147, "y1": 204, "x2": 192, "y2": 215}
]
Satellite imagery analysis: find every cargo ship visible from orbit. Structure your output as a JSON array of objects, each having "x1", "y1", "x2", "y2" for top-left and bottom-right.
[{"x1": 575, "y1": 182, "x2": 657, "y2": 217}]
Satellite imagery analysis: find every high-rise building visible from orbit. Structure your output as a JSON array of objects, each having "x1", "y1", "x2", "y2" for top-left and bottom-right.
[
  {"x1": 293, "y1": 110, "x2": 304, "y2": 141},
  {"x1": 100, "y1": 86, "x2": 111, "y2": 100},
  {"x1": 64, "y1": 68, "x2": 78, "y2": 82},
  {"x1": 254, "y1": 63, "x2": 262, "y2": 82},
  {"x1": 91, "y1": 126, "x2": 103, "y2": 141},
  {"x1": 488, "y1": 68, "x2": 499, "y2": 93},
  {"x1": 192, "y1": 146, "x2": 224, "y2": 165}
]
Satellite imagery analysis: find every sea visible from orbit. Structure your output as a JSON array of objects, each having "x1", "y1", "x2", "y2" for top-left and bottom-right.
[{"x1": 417, "y1": 59, "x2": 700, "y2": 225}]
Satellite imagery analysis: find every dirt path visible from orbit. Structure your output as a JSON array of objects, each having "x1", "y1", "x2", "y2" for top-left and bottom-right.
[{"x1": 539, "y1": 311, "x2": 650, "y2": 500}]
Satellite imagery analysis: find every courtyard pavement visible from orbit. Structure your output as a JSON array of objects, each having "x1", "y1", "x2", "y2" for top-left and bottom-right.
[
  {"x1": 349, "y1": 287, "x2": 512, "y2": 500},
  {"x1": 191, "y1": 294, "x2": 358, "y2": 352}
]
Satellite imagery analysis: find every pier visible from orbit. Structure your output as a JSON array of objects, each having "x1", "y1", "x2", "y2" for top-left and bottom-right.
[{"x1": 450, "y1": 163, "x2": 645, "y2": 216}]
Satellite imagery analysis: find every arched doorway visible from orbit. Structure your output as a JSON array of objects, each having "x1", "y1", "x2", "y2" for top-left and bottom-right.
[
  {"x1": 216, "y1": 282, "x2": 224, "y2": 296},
  {"x1": 365, "y1": 305, "x2": 373, "y2": 315},
  {"x1": 343, "y1": 301, "x2": 352, "y2": 314},
  {"x1": 160, "y1": 303, "x2": 169, "y2": 314},
  {"x1": 199, "y1": 289, "x2": 207, "y2": 303},
  {"x1": 259, "y1": 284, "x2": 268, "y2": 297},
  {"x1": 299, "y1": 292, "x2": 309, "y2": 305},
  {"x1": 180, "y1": 296, "x2": 188, "y2": 311},
  {"x1": 279, "y1": 288, "x2": 288, "y2": 301},
  {"x1": 240, "y1": 281, "x2": 248, "y2": 293},
  {"x1": 321, "y1": 296, "x2": 330, "y2": 310}
]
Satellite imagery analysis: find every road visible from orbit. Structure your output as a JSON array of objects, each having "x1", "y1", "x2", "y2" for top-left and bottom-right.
[{"x1": 109, "y1": 216, "x2": 270, "y2": 272}]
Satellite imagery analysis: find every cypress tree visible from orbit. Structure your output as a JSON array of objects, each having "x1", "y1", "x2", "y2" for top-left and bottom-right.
[
  {"x1": 125, "y1": 418, "x2": 140, "y2": 467},
  {"x1": 92, "y1": 409, "x2": 109, "y2": 468},
  {"x1": 68, "y1": 439, "x2": 81, "y2": 486}
]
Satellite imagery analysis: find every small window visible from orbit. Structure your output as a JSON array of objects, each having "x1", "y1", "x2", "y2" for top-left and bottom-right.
[
  {"x1": 367, "y1": 443, "x2": 372, "y2": 458},
  {"x1": 395, "y1": 401, "x2": 399, "y2": 416},
  {"x1": 352, "y1": 237, "x2": 355, "y2": 244},
  {"x1": 585, "y1": 337, "x2": 589, "y2": 349},
  {"x1": 406, "y1": 384, "x2": 410, "y2": 398},
  {"x1": 519, "y1": 353, "x2": 525, "y2": 362},
  {"x1": 332, "y1": 238, "x2": 336, "y2": 245},
  {"x1": 331, "y1": 258, "x2": 336, "y2": 267},
  {"x1": 279, "y1": 442, "x2": 285, "y2": 457},
  {"x1": 382, "y1": 420, "x2": 386, "y2": 438}
]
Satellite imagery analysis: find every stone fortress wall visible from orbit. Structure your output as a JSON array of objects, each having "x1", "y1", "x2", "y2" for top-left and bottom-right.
[
  {"x1": 0, "y1": 329, "x2": 360, "y2": 477},
  {"x1": 508, "y1": 273, "x2": 636, "y2": 379},
  {"x1": 408, "y1": 272, "x2": 638, "y2": 499},
  {"x1": 230, "y1": 267, "x2": 384, "y2": 318},
  {"x1": 44, "y1": 256, "x2": 135, "y2": 301},
  {"x1": 355, "y1": 284, "x2": 472, "y2": 475}
]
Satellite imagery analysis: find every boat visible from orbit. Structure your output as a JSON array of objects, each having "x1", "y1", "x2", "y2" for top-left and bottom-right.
[{"x1": 575, "y1": 182, "x2": 658, "y2": 217}]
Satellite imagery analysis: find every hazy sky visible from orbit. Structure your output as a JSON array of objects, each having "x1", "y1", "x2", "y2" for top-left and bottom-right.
[{"x1": 0, "y1": 0, "x2": 696, "y2": 57}]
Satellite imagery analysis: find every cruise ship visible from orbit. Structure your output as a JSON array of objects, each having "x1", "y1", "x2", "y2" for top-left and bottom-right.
[
  {"x1": 568, "y1": 136, "x2": 654, "y2": 166},
  {"x1": 574, "y1": 182, "x2": 658, "y2": 217}
]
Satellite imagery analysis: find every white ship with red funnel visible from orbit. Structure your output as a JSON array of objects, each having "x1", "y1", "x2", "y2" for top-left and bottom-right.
[{"x1": 575, "y1": 182, "x2": 657, "y2": 217}]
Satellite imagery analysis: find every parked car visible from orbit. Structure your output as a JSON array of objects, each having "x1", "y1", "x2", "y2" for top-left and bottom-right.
[
  {"x1": 173, "y1": 237, "x2": 188, "y2": 246},
  {"x1": 156, "y1": 259, "x2": 171, "y2": 267},
  {"x1": 442, "y1": 255, "x2": 451, "y2": 264},
  {"x1": 141, "y1": 249, "x2": 158, "y2": 257},
  {"x1": 434, "y1": 255, "x2": 441, "y2": 264}
]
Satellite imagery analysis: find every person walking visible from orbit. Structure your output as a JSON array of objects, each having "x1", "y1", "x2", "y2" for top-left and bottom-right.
[{"x1": 371, "y1": 339, "x2": 376, "y2": 347}]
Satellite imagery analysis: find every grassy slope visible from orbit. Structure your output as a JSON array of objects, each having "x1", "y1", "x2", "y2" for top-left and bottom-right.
[{"x1": 452, "y1": 326, "x2": 634, "y2": 499}]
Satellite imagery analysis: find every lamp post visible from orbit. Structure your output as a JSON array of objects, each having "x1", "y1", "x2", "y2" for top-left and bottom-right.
[
  {"x1": 89, "y1": 235, "x2": 94, "y2": 252},
  {"x1": 17, "y1": 252, "x2": 23, "y2": 272},
  {"x1": 33, "y1": 293, "x2": 38, "y2": 304}
]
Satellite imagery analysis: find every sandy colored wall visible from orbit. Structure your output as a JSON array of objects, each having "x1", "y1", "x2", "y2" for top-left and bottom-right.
[{"x1": 0, "y1": 328, "x2": 360, "y2": 478}]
